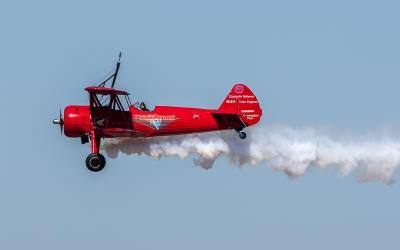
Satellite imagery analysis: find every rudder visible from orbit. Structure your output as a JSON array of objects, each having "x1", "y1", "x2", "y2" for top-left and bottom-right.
[{"x1": 218, "y1": 84, "x2": 262, "y2": 127}]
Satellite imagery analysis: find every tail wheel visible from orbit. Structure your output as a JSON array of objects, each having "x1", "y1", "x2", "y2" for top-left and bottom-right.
[
  {"x1": 238, "y1": 131, "x2": 247, "y2": 140},
  {"x1": 86, "y1": 153, "x2": 106, "y2": 172}
]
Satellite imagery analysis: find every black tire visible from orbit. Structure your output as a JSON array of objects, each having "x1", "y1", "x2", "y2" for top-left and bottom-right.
[
  {"x1": 85, "y1": 153, "x2": 106, "y2": 172},
  {"x1": 238, "y1": 131, "x2": 247, "y2": 140}
]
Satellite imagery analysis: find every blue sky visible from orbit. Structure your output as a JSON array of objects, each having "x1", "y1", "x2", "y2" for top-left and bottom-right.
[{"x1": 1, "y1": 0, "x2": 400, "y2": 249}]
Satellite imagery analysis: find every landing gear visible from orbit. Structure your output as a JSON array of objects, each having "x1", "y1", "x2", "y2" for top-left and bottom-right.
[
  {"x1": 86, "y1": 153, "x2": 106, "y2": 172},
  {"x1": 85, "y1": 131, "x2": 106, "y2": 172},
  {"x1": 238, "y1": 131, "x2": 247, "y2": 140}
]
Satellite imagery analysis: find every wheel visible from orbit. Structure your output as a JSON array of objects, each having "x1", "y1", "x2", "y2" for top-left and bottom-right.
[
  {"x1": 238, "y1": 131, "x2": 247, "y2": 140},
  {"x1": 85, "y1": 153, "x2": 106, "y2": 172}
]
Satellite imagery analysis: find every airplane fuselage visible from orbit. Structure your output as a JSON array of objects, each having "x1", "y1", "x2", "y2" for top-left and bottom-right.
[{"x1": 64, "y1": 105, "x2": 246, "y2": 138}]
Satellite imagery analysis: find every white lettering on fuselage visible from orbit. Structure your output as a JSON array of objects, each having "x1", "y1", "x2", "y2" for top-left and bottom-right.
[{"x1": 132, "y1": 114, "x2": 177, "y2": 121}]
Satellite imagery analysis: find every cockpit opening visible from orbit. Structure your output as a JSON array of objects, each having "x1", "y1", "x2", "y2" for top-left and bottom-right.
[{"x1": 139, "y1": 102, "x2": 150, "y2": 111}]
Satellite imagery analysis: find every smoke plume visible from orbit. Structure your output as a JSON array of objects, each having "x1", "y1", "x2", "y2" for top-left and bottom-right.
[{"x1": 103, "y1": 124, "x2": 400, "y2": 184}]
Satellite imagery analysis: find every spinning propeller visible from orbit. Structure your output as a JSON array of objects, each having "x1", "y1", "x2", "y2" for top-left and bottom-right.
[{"x1": 53, "y1": 109, "x2": 64, "y2": 135}]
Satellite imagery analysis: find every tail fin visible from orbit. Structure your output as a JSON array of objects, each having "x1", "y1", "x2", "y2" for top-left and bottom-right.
[{"x1": 218, "y1": 84, "x2": 262, "y2": 127}]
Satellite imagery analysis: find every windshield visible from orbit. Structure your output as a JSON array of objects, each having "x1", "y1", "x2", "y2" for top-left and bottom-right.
[{"x1": 120, "y1": 94, "x2": 132, "y2": 111}]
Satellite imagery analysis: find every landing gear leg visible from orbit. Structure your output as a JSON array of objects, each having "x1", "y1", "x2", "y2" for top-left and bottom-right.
[{"x1": 85, "y1": 131, "x2": 106, "y2": 172}]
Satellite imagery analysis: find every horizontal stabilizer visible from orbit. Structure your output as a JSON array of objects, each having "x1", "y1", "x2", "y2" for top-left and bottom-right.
[{"x1": 211, "y1": 113, "x2": 247, "y2": 131}]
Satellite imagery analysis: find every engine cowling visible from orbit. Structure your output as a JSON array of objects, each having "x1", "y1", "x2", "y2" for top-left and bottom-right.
[{"x1": 63, "y1": 105, "x2": 92, "y2": 137}]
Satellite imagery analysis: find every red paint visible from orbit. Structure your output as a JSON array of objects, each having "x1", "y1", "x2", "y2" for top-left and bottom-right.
[
  {"x1": 59, "y1": 83, "x2": 262, "y2": 166},
  {"x1": 90, "y1": 130, "x2": 100, "y2": 154}
]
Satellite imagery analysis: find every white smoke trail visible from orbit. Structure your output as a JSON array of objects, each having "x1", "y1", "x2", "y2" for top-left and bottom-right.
[{"x1": 103, "y1": 124, "x2": 400, "y2": 184}]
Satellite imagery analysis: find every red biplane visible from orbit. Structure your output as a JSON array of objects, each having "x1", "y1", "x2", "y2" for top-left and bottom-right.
[{"x1": 53, "y1": 54, "x2": 262, "y2": 172}]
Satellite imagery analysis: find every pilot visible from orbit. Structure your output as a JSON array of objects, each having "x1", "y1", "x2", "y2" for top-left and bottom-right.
[{"x1": 139, "y1": 102, "x2": 150, "y2": 112}]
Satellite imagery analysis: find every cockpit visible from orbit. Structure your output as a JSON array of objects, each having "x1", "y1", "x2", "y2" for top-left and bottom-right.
[{"x1": 131, "y1": 101, "x2": 152, "y2": 112}]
